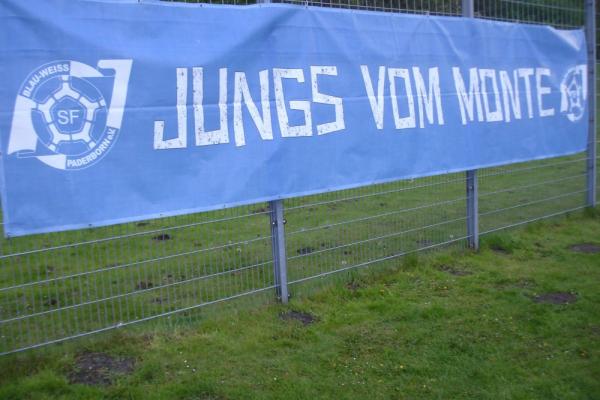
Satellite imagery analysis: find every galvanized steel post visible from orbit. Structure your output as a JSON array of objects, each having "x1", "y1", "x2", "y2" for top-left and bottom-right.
[
  {"x1": 463, "y1": 0, "x2": 479, "y2": 250},
  {"x1": 466, "y1": 170, "x2": 479, "y2": 249},
  {"x1": 462, "y1": 0, "x2": 473, "y2": 18},
  {"x1": 585, "y1": 0, "x2": 597, "y2": 207},
  {"x1": 269, "y1": 200, "x2": 289, "y2": 303}
]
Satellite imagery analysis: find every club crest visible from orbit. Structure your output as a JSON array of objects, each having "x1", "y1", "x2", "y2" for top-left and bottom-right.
[
  {"x1": 8, "y1": 60, "x2": 132, "y2": 170},
  {"x1": 560, "y1": 64, "x2": 587, "y2": 123}
]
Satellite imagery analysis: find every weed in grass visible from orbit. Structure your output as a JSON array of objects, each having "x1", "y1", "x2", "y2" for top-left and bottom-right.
[
  {"x1": 483, "y1": 234, "x2": 521, "y2": 254},
  {"x1": 401, "y1": 253, "x2": 419, "y2": 270},
  {"x1": 583, "y1": 206, "x2": 599, "y2": 219}
]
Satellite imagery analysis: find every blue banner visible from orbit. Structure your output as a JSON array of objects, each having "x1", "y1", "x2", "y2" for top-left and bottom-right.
[{"x1": 0, "y1": 0, "x2": 588, "y2": 236}]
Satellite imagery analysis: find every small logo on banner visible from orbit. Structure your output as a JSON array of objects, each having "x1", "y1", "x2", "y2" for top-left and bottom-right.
[
  {"x1": 8, "y1": 60, "x2": 132, "y2": 170},
  {"x1": 560, "y1": 64, "x2": 587, "y2": 123}
]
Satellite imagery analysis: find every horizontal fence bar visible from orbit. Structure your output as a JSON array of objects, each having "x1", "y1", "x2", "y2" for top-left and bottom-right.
[
  {"x1": 288, "y1": 235, "x2": 470, "y2": 286},
  {"x1": 0, "y1": 285, "x2": 277, "y2": 357}
]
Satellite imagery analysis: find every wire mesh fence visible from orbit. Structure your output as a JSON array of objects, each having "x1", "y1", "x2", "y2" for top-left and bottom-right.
[{"x1": 0, "y1": 0, "x2": 595, "y2": 356}]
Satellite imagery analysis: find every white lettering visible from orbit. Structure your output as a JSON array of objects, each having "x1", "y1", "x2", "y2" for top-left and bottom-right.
[
  {"x1": 360, "y1": 65, "x2": 386, "y2": 130},
  {"x1": 154, "y1": 68, "x2": 188, "y2": 150},
  {"x1": 517, "y1": 68, "x2": 535, "y2": 119},
  {"x1": 499, "y1": 70, "x2": 521, "y2": 122},
  {"x1": 479, "y1": 69, "x2": 503, "y2": 122},
  {"x1": 536, "y1": 68, "x2": 555, "y2": 117},
  {"x1": 273, "y1": 68, "x2": 312, "y2": 137},
  {"x1": 233, "y1": 70, "x2": 273, "y2": 147},
  {"x1": 194, "y1": 67, "x2": 230, "y2": 146},
  {"x1": 412, "y1": 66, "x2": 444, "y2": 128},
  {"x1": 388, "y1": 68, "x2": 416, "y2": 130},
  {"x1": 311, "y1": 66, "x2": 345, "y2": 135},
  {"x1": 453, "y1": 67, "x2": 483, "y2": 125}
]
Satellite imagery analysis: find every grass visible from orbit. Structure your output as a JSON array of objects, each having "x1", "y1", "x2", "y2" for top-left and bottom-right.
[
  {"x1": 0, "y1": 152, "x2": 591, "y2": 355},
  {"x1": 0, "y1": 210, "x2": 598, "y2": 399}
]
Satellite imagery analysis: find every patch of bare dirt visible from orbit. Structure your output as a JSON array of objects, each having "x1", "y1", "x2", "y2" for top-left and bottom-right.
[
  {"x1": 346, "y1": 281, "x2": 362, "y2": 292},
  {"x1": 570, "y1": 243, "x2": 600, "y2": 254},
  {"x1": 43, "y1": 297, "x2": 58, "y2": 307},
  {"x1": 150, "y1": 297, "x2": 165, "y2": 304},
  {"x1": 296, "y1": 246, "x2": 315, "y2": 255},
  {"x1": 280, "y1": 310, "x2": 316, "y2": 326},
  {"x1": 490, "y1": 244, "x2": 510, "y2": 254},
  {"x1": 533, "y1": 292, "x2": 577, "y2": 305},
  {"x1": 68, "y1": 352, "x2": 135, "y2": 386},
  {"x1": 152, "y1": 233, "x2": 172, "y2": 241},
  {"x1": 135, "y1": 281, "x2": 154, "y2": 290}
]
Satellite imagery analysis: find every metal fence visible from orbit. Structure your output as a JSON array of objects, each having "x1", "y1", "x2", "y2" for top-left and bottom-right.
[{"x1": 0, "y1": 0, "x2": 596, "y2": 356}]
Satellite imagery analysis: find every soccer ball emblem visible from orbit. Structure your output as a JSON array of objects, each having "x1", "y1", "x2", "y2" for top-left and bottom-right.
[
  {"x1": 9, "y1": 60, "x2": 131, "y2": 171},
  {"x1": 560, "y1": 65, "x2": 587, "y2": 123},
  {"x1": 31, "y1": 74, "x2": 107, "y2": 156}
]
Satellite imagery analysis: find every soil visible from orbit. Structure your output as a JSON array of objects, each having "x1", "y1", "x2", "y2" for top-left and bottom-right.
[
  {"x1": 152, "y1": 234, "x2": 172, "y2": 241},
  {"x1": 438, "y1": 265, "x2": 472, "y2": 276},
  {"x1": 280, "y1": 310, "x2": 316, "y2": 326},
  {"x1": 296, "y1": 246, "x2": 315, "y2": 255},
  {"x1": 135, "y1": 281, "x2": 154, "y2": 290},
  {"x1": 532, "y1": 292, "x2": 577, "y2": 305},
  {"x1": 68, "y1": 352, "x2": 135, "y2": 386},
  {"x1": 490, "y1": 244, "x2": 510, "y2": 254},
  {"x1": 43, "y1": 298, "x2": 58, "y2": 306},
  {"x1": 570, "y1": 243, "x2": 600, "y2": 254},
  {"x1": 346, "y1": 281, "x2": 362, "y2": 292}
]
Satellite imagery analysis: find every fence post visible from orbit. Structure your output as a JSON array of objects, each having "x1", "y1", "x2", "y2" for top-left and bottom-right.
[
  {"x1": 269, "y1": 200, "x2": 289, "y2": 304},
  {"x1": 462, "y1": 0, "x2": 473, "y2": 18},
  {"x1": 466, "y1": 170, "x2": 479, "y2": 249},
  {"x1": 462, "y1": 0, "x2": 479, "y2": 249},
  {"x1": 585, "y1": 0, "x2": 597, "y2": 207}
]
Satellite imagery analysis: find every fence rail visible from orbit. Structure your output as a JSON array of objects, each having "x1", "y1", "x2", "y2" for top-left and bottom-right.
[{"x1": 0, "y1": 0, "x2": 597, "y2": 356}]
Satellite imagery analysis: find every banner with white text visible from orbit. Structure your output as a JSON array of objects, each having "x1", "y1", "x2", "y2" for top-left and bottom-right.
[{"x1": 0, "y1": 0, "x2": 588, "y2": 236}]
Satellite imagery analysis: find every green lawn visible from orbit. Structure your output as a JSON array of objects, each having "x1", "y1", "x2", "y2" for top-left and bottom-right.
[
  {"x1": 0, "y1": 210, "x2": 598, "y2": 399},
  {"x1": 0, "y1": 150, "x2": 590, "y2": 355}
]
